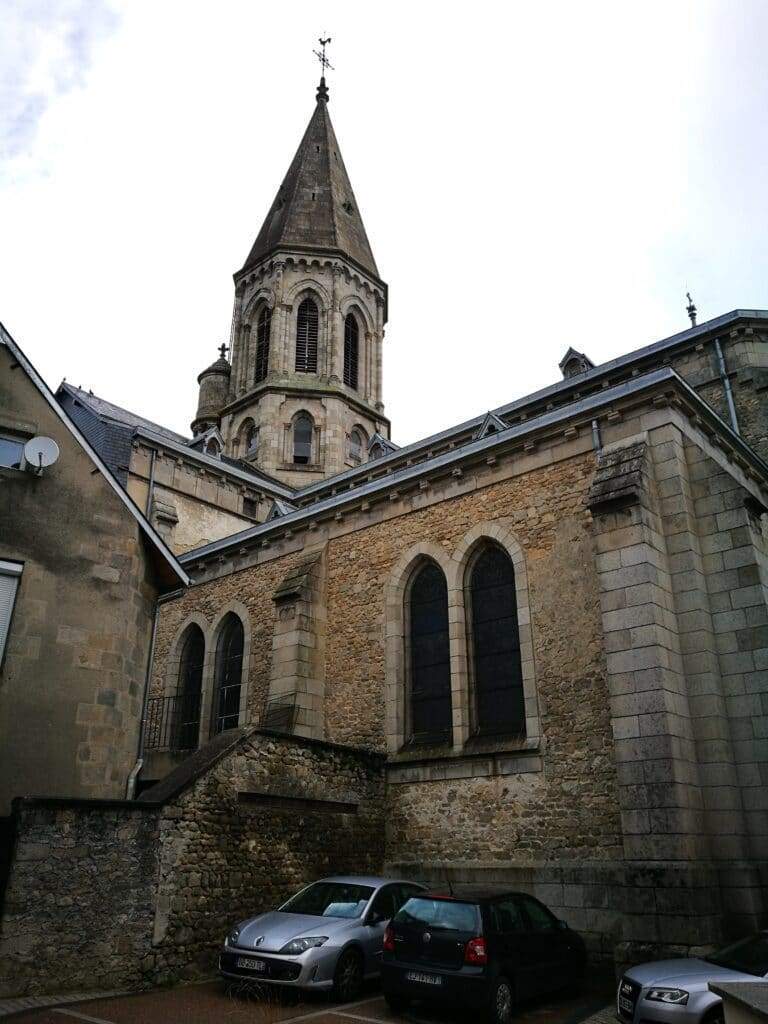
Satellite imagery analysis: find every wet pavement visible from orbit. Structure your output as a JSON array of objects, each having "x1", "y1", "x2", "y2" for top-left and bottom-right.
[{"x1": 8, "y1": 969, "x2": 616, "y2": 1024}]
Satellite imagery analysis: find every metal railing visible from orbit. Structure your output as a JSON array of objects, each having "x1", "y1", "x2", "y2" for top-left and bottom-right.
[{"x1": 144, "y1": 693, "x2": 201, "y2": 751}]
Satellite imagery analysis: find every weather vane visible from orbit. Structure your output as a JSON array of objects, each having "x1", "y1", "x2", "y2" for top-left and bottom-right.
[{"x1": 313, "y1": 36, "x2": 334, "y2": 76}]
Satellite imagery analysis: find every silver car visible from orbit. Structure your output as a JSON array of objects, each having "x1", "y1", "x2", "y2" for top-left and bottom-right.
[
  {"x1": 617, "y1": 932, "x2": 768, "y2": 1024},
  {"x1": 219, "y1": 875, "x2": 426, "y2": 1001}
]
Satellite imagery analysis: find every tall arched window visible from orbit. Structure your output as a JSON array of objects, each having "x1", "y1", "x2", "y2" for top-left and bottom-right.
[
  {"x1": 212, "y1": 613, "x2": 244, "y2": 735},
  {"x1": 468, "y1": 544, "x2": 525, "y2": 736},
  {"x1": 174, "y1": 625, "x2": 204, "y2": 749},
  {"x1": 344, "y1": 313, "x2": 359, "y2": 390},
  {"x1": 254, "y1": 306, "x2": 271, "y2": 383},
  {"x1": 408, "y1": 561, "x2": 452, "y2": 745},
  {"x1": 295, "y1": 298, "x2": 319, "y2": 373},
  {"x1": 349, "y1": 427, "x2": 364, "y2": 464},
  {"x1": 293, "y1": 413, "x2": 313, "y2": 465}
]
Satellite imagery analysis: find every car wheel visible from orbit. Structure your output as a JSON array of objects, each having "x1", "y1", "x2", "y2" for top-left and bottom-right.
[
  {"x1": 487, "y1": 976, "x2": 514, "y2": 1024},
  {"x1": 384, "y1": 991, "x2": 411, "y2": 1012},
  {"x1": 332, "y1": 948, "x2": 364, "y2": 1002},
  {"x1": 703, "y1": 1008, "x2": 724, "y2": 1024}
]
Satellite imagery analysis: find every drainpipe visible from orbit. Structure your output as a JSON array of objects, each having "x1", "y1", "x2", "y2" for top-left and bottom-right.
[
  {"x1": 591, "y1": 418, "x2": 602, "y2": 453},
  {"x1": 144, "y1": 448, "x2": 157, "y2": 516},
  {"x1": 713, "y1": 337, "x2": 740, "y2": 435},
  {"x1": 125, "y1": 604, "x2": 159, "y2": 799}
]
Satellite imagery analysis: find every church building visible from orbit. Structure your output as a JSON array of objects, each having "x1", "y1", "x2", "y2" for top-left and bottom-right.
[{"x1": 1, "y1": 69, "x2": 767, "y2": 992}]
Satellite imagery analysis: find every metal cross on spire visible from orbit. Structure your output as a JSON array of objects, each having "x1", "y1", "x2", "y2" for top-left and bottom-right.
[
  {"x1": 218, "y1": 343, "x2": 229, "y2": 360},
  {"x1": 313, "y1": 36, "x2": 334, "y2": 75}
]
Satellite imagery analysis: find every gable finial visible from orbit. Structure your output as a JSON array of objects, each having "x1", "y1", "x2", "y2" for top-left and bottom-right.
[
  {"x1": 686, "y1": 291, "x2": 697, "y2": 327},
  {"x1": 218, "y1": 342, "x2": 229, "y2": 360},
  {"x1": 314, "y1": 36, "x2": 333, "y2": 102}
]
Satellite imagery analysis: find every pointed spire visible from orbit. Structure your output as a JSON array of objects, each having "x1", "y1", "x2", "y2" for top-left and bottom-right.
[{"x1": 239, "y1": 84, "x2": 379, "y2": 279}]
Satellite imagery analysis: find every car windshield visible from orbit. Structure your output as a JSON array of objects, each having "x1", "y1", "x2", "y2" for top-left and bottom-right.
[
  {"x1": 706, "y1": 934, "x2": 768, "y2": 977},
  {"x1": 395, "y1": 897, "x2": 480, "y2": 932},
  {"x1": 279, "y1": 882, "x2": 374, "y2": 919}
]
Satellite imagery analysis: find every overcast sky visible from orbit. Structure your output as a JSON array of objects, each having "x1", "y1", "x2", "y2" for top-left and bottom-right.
[{"x1": 2, "y1": 1, "x2": 767, "y2": 446}]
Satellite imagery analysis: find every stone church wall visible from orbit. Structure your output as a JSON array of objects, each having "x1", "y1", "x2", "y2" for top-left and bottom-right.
[{"x1": 0, "y1": 730, "x2": 384, "y2": 998}]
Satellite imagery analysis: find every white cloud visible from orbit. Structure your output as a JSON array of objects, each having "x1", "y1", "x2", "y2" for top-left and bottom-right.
[{"x1": 1, "y1": 0, "x2": 766, "y2": 447}]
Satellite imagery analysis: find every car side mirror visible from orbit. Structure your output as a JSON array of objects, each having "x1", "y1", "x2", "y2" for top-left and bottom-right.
[{"x1": 367, "y1": 911, "x2": 385, "y2": 926}]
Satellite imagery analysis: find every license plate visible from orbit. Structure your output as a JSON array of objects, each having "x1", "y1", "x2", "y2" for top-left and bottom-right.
[
  {"x1": 236, "y1": 956, "x2": 266, "y2": 972},
  {"x1": 406, "y1": 971, "x2": 442, "y2": 986},
  {"x1": 619, "y1": 996, "x2": 634, "y2": 1014}
]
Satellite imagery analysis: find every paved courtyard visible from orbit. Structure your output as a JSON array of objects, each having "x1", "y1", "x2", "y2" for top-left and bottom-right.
[{"x1": 6, "y1": 971, "x2": 616, "y2": 1024}]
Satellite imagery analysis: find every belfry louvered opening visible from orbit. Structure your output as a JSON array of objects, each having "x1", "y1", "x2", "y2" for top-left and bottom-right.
[
  {"x1": 344, "y1": 313, "x2": 359, "y2": 390},
  {"x1": 254, "y1": 306, "x2": 271, "y2": 383},
  {"x1": 295, "y1": 298, "x2": 319, "y2": 373}
]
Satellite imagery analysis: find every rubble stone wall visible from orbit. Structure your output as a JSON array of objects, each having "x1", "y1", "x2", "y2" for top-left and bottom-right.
[{"x1": 0, "y1": 730, "x2": 384, "y2": 998}]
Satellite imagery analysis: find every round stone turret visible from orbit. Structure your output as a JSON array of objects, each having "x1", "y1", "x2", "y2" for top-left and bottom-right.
[{"x1": 191, "y1": 349, "x2": 231, "y2": 436}]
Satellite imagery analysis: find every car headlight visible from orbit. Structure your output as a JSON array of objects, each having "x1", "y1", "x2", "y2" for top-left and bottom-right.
[
  {"x1": 226, "y1": 928, "x2": 240, "y2": 947},
  {"x1": 646, "y1": 988, "x2": 689, "y2": 1005},
  {"x1": 279, "y1": 936, "x2": 329, "y2": 955}
]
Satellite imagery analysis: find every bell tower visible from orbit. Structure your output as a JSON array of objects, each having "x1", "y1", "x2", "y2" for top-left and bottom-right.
[{"x1": 214, "y1": 74, "x2": 390, "y2": 487}]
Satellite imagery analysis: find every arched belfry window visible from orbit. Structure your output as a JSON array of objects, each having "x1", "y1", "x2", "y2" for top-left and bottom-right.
[
  {"x1": 293, "y1": 412, "x2": 313, "y2": 465},
  {"x1": 344, "y1": 313, "x2": 359, "y2": 390},
  {"x1": 254, "y1": 306, "x2": 271, "y2": 383},
  {"x1": 349, "y1": 428, "x2": 364, "y2": 465},
  {"x1": 212, "y1": 613, "x2": 244, "y2": 735},
  {"x1": 295, "y1": 298, "x2": 319, "y2": 373},
  {"x1": 408, "y1": 561, "x2": 452, "y2": 745},
  {"x1": 174, "y1": 625, "x2": 204, "y2": 749},
  {"x1": 468, "y1": 544, "x2": 525, "y2": 736}
]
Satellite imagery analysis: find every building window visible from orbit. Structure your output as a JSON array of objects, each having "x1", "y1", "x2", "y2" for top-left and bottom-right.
[
  {"x1": 0, "y1": 435, "x2": 25, "y2": 470},
  {"x1": 243, "y1": 422, "x2": 258, "y2": 457},
  {"x1": 344, "y1": 313, "x2": 359, "y2": 390},
  {"x1": 173, "y1": 625, "x2": 204, "y2": 750},
  {"x1": 293, "y1": 412, "x2": 313, "y2": 465},
  {"x1": 242, "y1": 496, "x2": 259, "y2": 519},
  {"x1": 467, "y1": 543, "x2": 525, "y2": 736},
  {"x1": 295, "y1": 297, "x2": 319, "y2": 373},
  {"x1": 408, "y1": 561, "x2": 452, "y2": 745},
  {"x1": 254, "y1": 306, "x2": 271, "y2": 383},
  {"x1": 212, "y1": 613, "x2": 244, "y2": 735},
  {"x1": 0, "y1": 560, "x2": 22, "y2": 669},
  {"x1": 349, "y1": 428, "x2": 365, "y2": 465}
]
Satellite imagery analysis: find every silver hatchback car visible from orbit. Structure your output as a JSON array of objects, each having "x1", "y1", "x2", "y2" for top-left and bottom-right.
[
  {"x1": 617, "y1": 932, "x2": 768, "y2": 1024},
  {"x1": 220, "y1": 876, "x2": 426, "y2": 1001}
]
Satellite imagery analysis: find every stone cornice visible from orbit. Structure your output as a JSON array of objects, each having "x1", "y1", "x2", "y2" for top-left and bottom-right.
[
  {"x1": 220, "y1": 380, "x2": 390, "y2": 431},
  {"x1": 180, "y1": 367, "x2": 768, "y2": 575}
]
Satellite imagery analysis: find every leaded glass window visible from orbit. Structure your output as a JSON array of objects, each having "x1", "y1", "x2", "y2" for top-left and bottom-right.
[
  {"x1": 408, "y1": 562, "x2": 452, "y2": 744},
  {"x1": 468, "y1": 545, "x2": 525, "y2": 736},
  {"x1": 212, "y1": 614, "x2": 244, "y2": 735}
]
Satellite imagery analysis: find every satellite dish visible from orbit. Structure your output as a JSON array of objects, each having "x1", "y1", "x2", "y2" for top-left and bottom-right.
[{"x1": 24, "y1": 436, "x2": 60, "y2": 473}]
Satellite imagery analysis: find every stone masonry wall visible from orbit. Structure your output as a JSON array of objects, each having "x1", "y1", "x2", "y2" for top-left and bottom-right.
[{"x1": 0, "y1": 730, "x2": 384, "y2": 998}]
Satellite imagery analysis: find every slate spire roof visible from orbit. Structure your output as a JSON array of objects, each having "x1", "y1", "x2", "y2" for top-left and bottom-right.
[{"x1": 239, "y1": 77, "x2": 379, "y2": 279}]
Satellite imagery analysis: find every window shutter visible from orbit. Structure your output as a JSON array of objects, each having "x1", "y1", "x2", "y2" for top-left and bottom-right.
[
  {"x1": 296, "y1": 299, "x2": 319, "y2": 373},
  {"x1": 0, "y1": 561, "x2": 22, "y2": 664},
  {"x1": 254, "y1": 307, "x2": 271, "y2": 383},
  {"x1": 344, "y1": 314, "x2": 359, "y2": 390}
]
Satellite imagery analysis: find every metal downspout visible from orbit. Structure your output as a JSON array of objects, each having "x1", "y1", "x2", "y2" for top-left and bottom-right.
[
  {"x1": 126, "y1": 604, "x2": 159, "y2": 800},
  {"x1": 714, "y1": 336, "x2": 740, "y2": 434},
  {"x1": 144, "y1": 448, "x2": 157, "y2": 516}
]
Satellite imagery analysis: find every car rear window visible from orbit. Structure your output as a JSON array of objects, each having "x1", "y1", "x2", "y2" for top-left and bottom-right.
[{"x1": 396, "y1": 897, "x2": 481, "y2": 932}]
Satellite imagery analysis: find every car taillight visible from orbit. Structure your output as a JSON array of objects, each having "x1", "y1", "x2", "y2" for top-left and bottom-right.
[
  {"x1": 464, "y1": 936, "x2": 487, "y2": 965},
  {"x1": 383, "y1": 925, "x2": 395, "y2": 952}
]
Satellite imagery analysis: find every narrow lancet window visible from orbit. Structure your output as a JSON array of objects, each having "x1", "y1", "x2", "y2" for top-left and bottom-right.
[
  {"x1": 408, "y1": 561, "x2": 452, "y2": 744},
  {"x1": 293, "y1": 413, "x2": 313, "y2": 465},
  {"x1": 296, "y1": 298, "x2": 319, "y2": 373},
  {"x1": 344, "y1": 313, "x2": 359, "y2": 390},
  {"x1": 255, "y1": 306, "x2": 271, "y2": 383},
  {"x1": 174, "y1": 625, "x2": 204, "y2": 750},
  {"x1": 468, "y1": 544, "x2": 525, "y2": 736},
  {"x1": 212, "y1": 613, "x2": 244, "y2": 735}
]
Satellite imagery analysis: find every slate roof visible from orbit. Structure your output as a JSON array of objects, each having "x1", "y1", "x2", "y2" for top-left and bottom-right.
[{"x1": 239, "y1": 79, "x2": 379, "y2": 279}]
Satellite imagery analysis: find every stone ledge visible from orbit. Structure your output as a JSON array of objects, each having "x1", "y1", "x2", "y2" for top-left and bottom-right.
[{"x1": 387, "y1": 743, "x2": 543, "y2": 784}]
